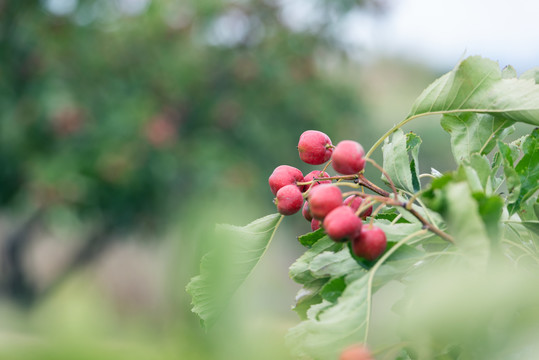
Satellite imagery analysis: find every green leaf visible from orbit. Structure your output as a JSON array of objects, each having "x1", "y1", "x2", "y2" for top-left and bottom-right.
[
  {"x1": 407, "y1": 132, "x2": 422, "y2": 192},
  {"x1": 186, "y1": 213, "x2": 283, "y2": 328},
  {"x1": 309, "y1": 247, "x2": 365, "y2": 279},
  {"x1": 409, "y1": 56, "x2": 539, "y2": 126},
  {"x1": 498, "y1": 141, "x2": 522, "y2": 203},
  {"x1": 382, "y1": 129, "x2": 417, "y2": 193},
  {"x1": 297, "y1": 228, "x2": 326, "y2": 248},
  {"x1": 320, "y1": 276, "x2": 346, "y2": 303},
  {"x1": 440, "y1": 112, "x2": 514, "y2": 163},
  {"x1": 289, "y1": 236, "x2": 342, "y2": 285},
  {"x1": 286, "y1": 274, "x2": 370, "y2": 360},
  {"x1": 520, "y1": 221, "x2": 539, "y2": 234},
  {"x1": 293, "y1": 279, "x2": 327, "y2": 320},
  {"x1": 509, "y1": 129, "x2": 539, "y2": 212}
]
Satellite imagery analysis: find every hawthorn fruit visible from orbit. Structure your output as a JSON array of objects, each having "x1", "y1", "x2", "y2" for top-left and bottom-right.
[
  {"x1": 343, "y1": 195, "x2": 373, "y2": 219},
  {"x1": 308, "y1": 184, "x2": 343, "y2": 220},
  {"x1": 269, "y1": 165, "x2": 303, "y2": 195},
  {"x1": 332, "y1": 140, "x2": 366, "y2": 175},
  {"x1": 298, "y1": 130, "x2": 333, "y2": 165},
  {"x1": 352, "y1": 224, "x2": 387, "y2": 261},
  {"x1": 339, "y1": 345, "x2": 373, "y2": 360},
  {"x1": 302, "y1": 170, "x2": 331, "y2": 191},
  {"x1": 323, "y1": 206, "x2": 362, "y2": 242},
  {"x1": 275, "y1": 184, "x2": 304, "y2": 216}
]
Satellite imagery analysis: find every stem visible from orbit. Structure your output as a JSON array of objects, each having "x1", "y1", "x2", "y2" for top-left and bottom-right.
[
  {"x1": 296, "y1": 175, "x2": 357, "y2": 186},
  {"x1": 407, "y1": 207, "x2": 454, "y2": 243},
  {"x1": 357, "y1": 174, "x2": 390, "y2": 197},
  {"x1": 340, "y1": 191, "x2": 455, "y2": 243}
]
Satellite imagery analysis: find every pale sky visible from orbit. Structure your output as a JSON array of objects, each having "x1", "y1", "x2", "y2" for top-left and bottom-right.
[{"x1": 349, "y1": 0, "x2": 539, "y2": 72}]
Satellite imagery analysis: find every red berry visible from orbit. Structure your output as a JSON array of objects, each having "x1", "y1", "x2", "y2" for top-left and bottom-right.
[
  {"x1": 308, "y1": 184, "x2": 342, "y2": 220},
  {"x1": 311, "y1": 218, "x2": 321, "y2": 231},
  {"x1": 323, "y1": 206, "x2": 362, "y2": 242},
  {"x1": 340, "y1": 345, "x2": 373, "y2": 360},
  {"x1": 302, "y1": 201, "x2": 313, "y2": 222},
  {"x1": 343, "y1": 195, "x2": 372, "y2": 219},
  {"x1": 275, "y1": 185, "x2": 304, "y2": 215},
  {"x1": 298, "y1": 130, "x2": 333, "y2": 165},
  {"x1": 268, "y1": 165, "x2": 304, "y2": 195},
  {"x1": 331, "y1": 140, "x2": 366, "y2": 175},
  {"x1": 352, "y1": 225, "x2": 387, "y2": 261},
  {"x1": 302, "y1": 170, "x2": 331, "y2": 191}
]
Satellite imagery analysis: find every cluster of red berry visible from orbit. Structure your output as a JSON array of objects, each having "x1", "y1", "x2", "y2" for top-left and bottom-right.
[{"x1": 268, "y1": 130, "x2": 387, "y2": 261}]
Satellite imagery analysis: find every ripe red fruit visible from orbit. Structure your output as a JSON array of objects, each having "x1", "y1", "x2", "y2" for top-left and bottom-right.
[
  {"x1": 311, "y1": 218, "x2": 321, "y2": 231},
  {"x1": 298, "y1": 130, "x2": 333, "y2": 165},
  {"x1": 323, "y1": 206, "x2": 362, "y2": 242},
  {"x1": 268, "y1": 165, "x2": 304, "y2": 195},
  {"x1": 302, "y1": 170, "x2": 331, "y2": 192},
  {"x1": 308, "y1": 184, "x2": 343, "y2": 220},
  {"x1": 331, "y1": 140, "x2": 366, "y2": 175},
  {"x1": 352, "y1": 225, "x2": 387, "y2": 261},
  {"x1": 339, "y1": 345, "x2": 373, "y2": 360},
  {"x1": 302, "y1": 201, "x2": 313, "y2": 222},
  {"x1": 343, "y1": 195, "x2": 372, "y2": 219},
  {"x1": 275, "y1": 185, "x2": 304, "y2": 215}
]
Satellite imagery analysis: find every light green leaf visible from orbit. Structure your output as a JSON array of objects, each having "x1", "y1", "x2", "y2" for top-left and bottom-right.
[
  {"x1": 289, "y1": 236, "x2": 342, "y2": 285},
  {"x1": 521, "y1": 67, "x2": 539, "y2": 83},
  {"x1": 382, "y1": 129, "x2": 414, "y2": 193},
  {"x1": 309, "y1": 247, "x2": 365, "y2": 279},
  {"x1": 445, "y1": 182, "x2": 490, "y2": 267},
  {"x1": 186, "y1": 213, "x2": 283, "y2": 328},
  {"x1": 440, "y1": 112, "x2": 514, "y2": 163},
  {"x1": 409, "y1": 56, "x2": 539, "y2": 126}
]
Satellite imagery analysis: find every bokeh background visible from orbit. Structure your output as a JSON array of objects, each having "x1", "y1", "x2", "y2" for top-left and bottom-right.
[{"x1": 1, "y1": 0, "x2": 538, "y2": 359}]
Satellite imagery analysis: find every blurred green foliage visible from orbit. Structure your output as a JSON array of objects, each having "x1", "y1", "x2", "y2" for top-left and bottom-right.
[{"x1": 0, "y1": 0, "x2": 375, "y2": 230}]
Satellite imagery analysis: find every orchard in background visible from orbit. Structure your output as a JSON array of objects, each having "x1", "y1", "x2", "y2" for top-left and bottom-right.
[{"x1": 188, "y1": 56, "x2": 539, "y2": 359}]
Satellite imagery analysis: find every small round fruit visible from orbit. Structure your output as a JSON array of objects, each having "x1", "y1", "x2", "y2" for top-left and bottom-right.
[
  {"x1": 302, "y1": 201, "x2": 313, "y2": 222},
  {"x1": 302, "y1": 170, "x2": 331, "y2": 192},
  {"x1": 308, "y1": 184, "x2": 343, "y2": 220},
  {"x1": 331, "y1": 140, "x2": 366, "y2": 175},
  {"x1": 323, "y1": 206, "x2": 362, "y2": 242},
  {"x1": 298, "y1": 130, "x2": 333, "y2": 165},
  {"x1": 352, "y1": 225, "x2": 387, "y2": 261},
  {"x1": 268, "y1": 165, "x2": 304, "y2": 195},
  {"x1": 311, "y1": 218, "x2": 321, "y2": 231},
  {"x1": 340, "y1": 345, "x2": 373, "y2": 360},
  {"x1": 275, "y1": 185, "x2": 304, "y2": 215},
  {"x1": 343, "y1": 195, "x2": 372, "y2": 219}
]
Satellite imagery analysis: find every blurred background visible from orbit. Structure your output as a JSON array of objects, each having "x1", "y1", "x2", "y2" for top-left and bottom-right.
[{"x1": 0, "y1": 0, "x2": 538, "y2": 359}]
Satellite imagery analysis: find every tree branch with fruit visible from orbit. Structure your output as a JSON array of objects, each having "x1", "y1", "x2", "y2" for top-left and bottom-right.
[{"x1": 188, "y1": 56, "x2": 539, "y2": 360}]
